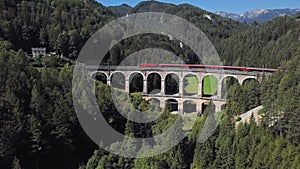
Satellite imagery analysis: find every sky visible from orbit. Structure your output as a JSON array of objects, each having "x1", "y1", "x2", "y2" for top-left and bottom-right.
[{"x1": 98, "y1": 0, "x2": 300, "y2": 14}]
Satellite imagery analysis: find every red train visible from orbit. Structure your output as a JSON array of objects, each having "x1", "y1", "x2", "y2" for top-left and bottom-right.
[{"x1": 139, "y1": 64, "x2": 277, "y2": 73}]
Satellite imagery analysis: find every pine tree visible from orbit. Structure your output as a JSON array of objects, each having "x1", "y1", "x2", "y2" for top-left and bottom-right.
[{"x1": 11, "y1": 156, "x2": 22, "y2": 169}]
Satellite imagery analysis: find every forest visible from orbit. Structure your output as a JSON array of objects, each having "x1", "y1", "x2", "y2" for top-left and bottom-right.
[{"x1": 0, "y1": 0, "x2": 299, "y2": 169}]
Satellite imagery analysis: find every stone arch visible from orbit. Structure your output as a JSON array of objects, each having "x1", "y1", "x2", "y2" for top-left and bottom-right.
[
  {"x1": 183, "y1": 100, "x2": 197, "y2": 113},
  {"x1": 163, "y1": 71, "x2": 181, "y2": 81},
  {"x1": 241, "y1": 77, "x2": 259, "y2": 85},
  {"x1": 148, "y1": 98, "x2": 161, "y2": 110},
  {"x1": 91, "y1": 71, "x2": 108, "y2": 84},
  {"x1": 165, "y1": 73, "x2": 180, "y2": 95},
  {"x1": 200, "y1": 73, "x2": 219, "y2": 83},
  {"x1": 221, "y1": 76, "x2": 239, "y2": 99},
  {"x1": 110, "y1": 72, "x2": 126, "y2": 89},
  {"x1": 183, "y1": 74, "x2": 199, "y2": 96},
  {"x1": 129, "y1": 72, "x2": 144, "y2": 93},
  {"x1": 165, "y1": 99, "x2": 178, "y2": 113},
  {"x1": 202, "y1": 101, "x2": 216, "y2": 114},
  {"x1": 109, "y1": 71, "x2": 126, "y2": 80},
  {"x1": 220, "y1": 75, "x2": 238, "y2": 83},
  {"x1": 129, "y1": 71, "x2": 146, "y2": 80},
  {"x1": 147, "y1": 72, "x2": 162, "y2": 94},
  {"x1": 149, "y1": 98, "x2": 160, "y2": 105},
  {"x1": 201, "y1": 74, "x2": 218, "y2": 97},
  {"x1": 146, "y1": 71, "x2": 162, "y2": 80}
]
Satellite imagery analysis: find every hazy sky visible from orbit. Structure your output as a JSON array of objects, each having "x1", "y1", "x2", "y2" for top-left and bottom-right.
[{"x1": 98, "y1": 0, "x2": 300, "y2": 13}]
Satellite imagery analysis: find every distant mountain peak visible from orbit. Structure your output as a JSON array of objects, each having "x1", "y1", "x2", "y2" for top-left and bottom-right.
[
  {"x1": 120, "y1": 4, "x2": 132, "y2": 8},
  {"x1": 216, "y1": 8, "x2": 300, "y2": 23}
]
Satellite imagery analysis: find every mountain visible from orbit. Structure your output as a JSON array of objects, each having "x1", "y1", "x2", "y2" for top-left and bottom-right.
[
  {"x1": 103, "y1": 1, "x2": 250, "y2": 66},
  {"x1": 107, "y1": 1, "x2": 248, "y2": 39},
  {"x1": 0, "y1": 0, "x2": 115, "y2": 53},
  {"x1": 216, "y1": 8, "x2": 300, "y2": 23},
  {"x1": 107, "y1": 4, "x2": 132, "y2": 17},
  {"x1": 107, "y1": 2, "x2": 300, "y2": 24},
  {"x1": 220, "y1": 14, "x2": 300, "y2": 68},
  {"x1": 130, "y1": 1, "x2": 178, "y2": 14}
]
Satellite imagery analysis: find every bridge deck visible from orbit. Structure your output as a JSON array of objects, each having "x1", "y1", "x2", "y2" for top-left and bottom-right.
[{"x1": 85, "y1": 65, "x2": 273, "y2": 76}]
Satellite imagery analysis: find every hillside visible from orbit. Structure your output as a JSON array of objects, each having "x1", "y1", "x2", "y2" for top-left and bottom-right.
[
  {"x1": 107, "y1": 4, "x2": 132, "y2": 17},
  {"x1": 219, "y1": 14, "x2": 300, "y2": 68},
  {"x1": 0, "y1": 1, "x2": 299, "y2": 169},
  {"x1": 0, "y1": 0, "x2": 248, "y2": 64},
  {"x1": 103, "y1": 1, "x2": 248, "y2": 66},
  {"x1": 112, "y1": 1, "x2": 248, "y2": 40},
  {"x1": 0, "y1": 0, "x2": 115, "y2": 55}
]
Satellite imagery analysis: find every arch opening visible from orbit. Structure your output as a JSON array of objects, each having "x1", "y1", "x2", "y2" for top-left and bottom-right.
[
  {"x1": 242, "y1": 78, "x2": 260, "y2": 110},
  {"x1": 129, "y1": 73, "x2": 143, "y2": 93},
  {"x1": 202, "y1": 75, "x2": 218, "y2": 97},
  {"x1": 242, "y1": 78, "x2": 259, "y2": 86},
  {"x1": 221, "y1": 76, "x2": 239, "y2": 99},
  {"x1": 147, "y1": 73, "x2": 161, "y2": 94},
  {"x1": 221, "y1": 104, "x2": 227, "y2": 111},
  {"x1": 166, "y1": 99, "x2": 178, "y2": 113},
  {"x1": 202, "y1": 102, "x2": 216, "y2": 114},
  {"x1": 183, "y1": 74, "x2": 199, "y2": 96},
  {"x1": 165, "y1": 73, "x2": 179, "y2": 95},
  {"x1": 92, "y1": 72, "x2": 107, "y2": 84},
  {"x1": 111, "y1": 72, "x2": 125, "y2": 89},
  {"x1": 148, "y1": 98, "x2": 161, "y2": 111},
  {"x1": 183, "y1": 100, "x2": 197, "y2": 114}
]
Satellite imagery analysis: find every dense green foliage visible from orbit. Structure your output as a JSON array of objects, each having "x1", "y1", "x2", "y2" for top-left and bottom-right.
[
  {"x1": 191, "y1": 116, "x2": 299, "y2": 169},
  {"x1": 220, "y1": 15, "x2": 300, "y2": 68},
  {"x1": 260, "y1": 56, "x2": 300, "y2": 144},
  {"x1": 0, "y1": 0, "x2": 247, "y2": 65},
  {"x1": 0, "y1": 0, "x2": 299, "y2": 169},
  {"x1": 0, "y1": 41, "x2": 98, "y2": 169},
  {"x1": 0, "y1": 0, "x2": 113, "y2": 58},
  {"x1": 226, "y1": 79, "x2": 261, "y2": 116},
  {"x1": 107, "y1": 4, "x2": 132, "y2": 17}
]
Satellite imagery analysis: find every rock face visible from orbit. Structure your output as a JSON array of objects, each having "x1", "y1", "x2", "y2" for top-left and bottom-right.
[
  {"x1": 216, "y1": 8, "x2": 300, "y2": 23},
  {"x1": 235, "y1": 106, "x2": 264, "y2": 127}
]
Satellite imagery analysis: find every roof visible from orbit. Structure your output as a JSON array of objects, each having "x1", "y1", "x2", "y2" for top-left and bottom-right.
[{"x1": 31, "y1": 48, "x2": 46, "y2": 51}]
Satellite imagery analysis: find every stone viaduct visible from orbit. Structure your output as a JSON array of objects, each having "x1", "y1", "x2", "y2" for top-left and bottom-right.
[{"x1": 85, "y1": 65, "x2": 273, "y2": 114}]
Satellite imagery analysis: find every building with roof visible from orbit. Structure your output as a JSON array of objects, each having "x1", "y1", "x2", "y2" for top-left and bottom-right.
[{"x1": 31, "y1": 48, "x2": 46, "y2": 57}]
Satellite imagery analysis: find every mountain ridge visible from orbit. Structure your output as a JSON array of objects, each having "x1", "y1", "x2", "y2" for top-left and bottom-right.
[
  {"x1": 216, "y1": 8, "x2": 300, "y2": 23},
  {"x1": 105, "y1": 1, "x2": 300, "y2": 24}
]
